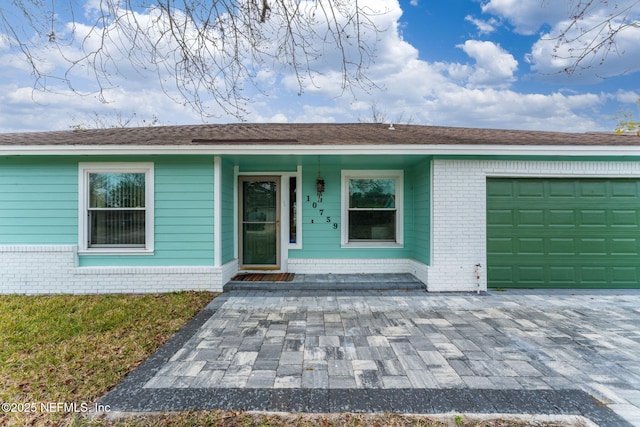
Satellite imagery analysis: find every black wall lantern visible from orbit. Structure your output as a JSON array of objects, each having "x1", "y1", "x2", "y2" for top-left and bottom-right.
[{"x1": 316, "y1": 156, "x2": 325, "y2": 197}]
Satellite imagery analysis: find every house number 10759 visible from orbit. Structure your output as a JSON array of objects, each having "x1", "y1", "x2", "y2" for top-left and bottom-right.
[{"x1": 306, "y1": 194, "x2": 338, "y2": 229}]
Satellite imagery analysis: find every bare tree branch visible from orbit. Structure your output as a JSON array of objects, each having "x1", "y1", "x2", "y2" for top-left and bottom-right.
[
  {"x1": 0, "y1": 1, "x2": 387, "y2": 118},
  {"x1": 551, "y1": 0, "x2": 640, "y2": 75}
]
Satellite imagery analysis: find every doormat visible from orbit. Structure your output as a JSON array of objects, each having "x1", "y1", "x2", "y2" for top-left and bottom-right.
[{"x1": 231, "y1": 273, "x2": 295, "y2": 282}]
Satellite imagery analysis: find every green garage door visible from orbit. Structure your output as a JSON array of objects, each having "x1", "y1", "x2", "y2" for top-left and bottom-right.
[{"x1": 487, "y1": 178, "x2": 640, "y2": 289}]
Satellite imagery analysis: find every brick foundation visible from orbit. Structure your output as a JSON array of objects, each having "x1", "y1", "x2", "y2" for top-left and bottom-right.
[{"x1": 0, "y1": 245, "x2": 233, "y2": 294}]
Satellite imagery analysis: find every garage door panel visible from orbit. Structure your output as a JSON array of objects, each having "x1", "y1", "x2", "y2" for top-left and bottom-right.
[
  {"x1": 578, "y1": 238, "x2": 607, "y2": 256},
  {"x1": 516, "y1": 237, "x2": 544, "y2": 255},
  {"x1": 580, "y1": 181, "x2": 607, "y2": 197},
  {"x1": 548, "y1": 266, "x2": 577, "y2": 284},
  {"x1": 549, "y1": 180, "x2": 576, "y2": 197},
  {"x1": 517, "y1": 210, "x2": 544, "y2": 226},
  {"x1": 612, "y1": 267, "x2": 639, "y2": 284},
  {"x1": 517, "y1": 266, "x2": 545, "y2": 284},
  {"x1": 487, "y1": 237, "x2": 513, "y2": 254},
  {"x1": 487, "y1": 209, "x2": 513, "y2": 226},
  {"x1": 579, "y1": 210, "x2": 607, "y2": 227},
  {"x1": 580, "y1": 267, "x2": 607, "y2": 285},
  {"x1": 487, "y1": 181, "x2": 514, "y2": 197},
  {"x1": 611, "y1": 210, "x2": 639, "y2": 227},
  {"x1": 611, "y1": 181, "x2": 639, "y2": 197},
  {"x1": 549, "y1": 238, "x2": 576, "y2": 255},
  {"x1": 611, "y1": 238, "x2": 639, "y2": 256},
  {"x1": 549, "y1": 210, "x2": 575, "y2": 227},
  {"x1": 487, "y1": 178, "x2": 640, "y2": 289},
  {"x1": 488, "y1": 266, "x2": 515, "y2": 284},
  {"x1": 516, "y1": 181, "x2": 545, "y2": 197}
]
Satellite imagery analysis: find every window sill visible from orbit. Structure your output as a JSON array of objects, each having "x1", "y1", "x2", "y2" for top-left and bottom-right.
[
  {"x1": 78, "y1": 249, "x2": 155, "y2": 256},
  {"x1": 341, "y1": 242, "x2": 404, "y2": 249}
]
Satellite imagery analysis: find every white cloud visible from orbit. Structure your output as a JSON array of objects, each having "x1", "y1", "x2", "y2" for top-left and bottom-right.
[
  {"x1": 267, "y1": 113, "x2": 289, "y2": 123},
  {"x1": 481, "y1": 0, "x2": 569, "y2": 35},
  {"x1": 464, "y1": 15, "x2": 498, "y2": 35},
  {"x1": 483, "y1": 0, "x2": 640, "y2": 79},
  {"x1": 457, "y1": 40, "x2": 518, "y2": 88},
  {"x1": 615, "y1": 90, "x2": 640, "y2": 104},
  {"x1": 528, "y1": 11, "x2": 640, "y2": 79},
  {"x1": 0, "y1": 34, "x2": 9, "y2": 51},
  {"x1": 0, "y1": 0, "x2": 622, "y2": 133}
]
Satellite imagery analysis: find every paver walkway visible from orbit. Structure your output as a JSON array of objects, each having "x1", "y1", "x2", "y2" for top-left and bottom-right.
[{"x1": 100, "y1": 285, "x2": 640, "y2": 426}]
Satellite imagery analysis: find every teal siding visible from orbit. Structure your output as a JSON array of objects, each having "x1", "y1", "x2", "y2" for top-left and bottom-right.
[
  {"x1": 221, "y1": 158, "x2": 236, "y2": 264},
  {"x1": 411, "y1": 159, "x2": 431, "y2": 263},
  {"x1": 236, "y1": 158, "x2": 299, "y2": 173},
  {"x1": 289, "y1": 163, "x2": 418, "y2": 259},
  {"x1": 0, "y1": 157, "x2": 77, "y2": 244},
  {"x1": 1, "y1": 154, "x2": 432, "y2": 268},
  {"x1": 80, "y1": 157, "x2": 215, "y2": 266},
  {"x1": 298, "y1": 164, "x2": 342, "y2": 258}
]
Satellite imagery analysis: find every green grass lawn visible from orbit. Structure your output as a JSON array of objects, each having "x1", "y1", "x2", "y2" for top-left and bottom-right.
[
  {"x1": 0, "y1": 292, "x2": 214, "y2": 426},
  {"x1": 0, "y1": 292, "x2": 569, "y2": 427}
]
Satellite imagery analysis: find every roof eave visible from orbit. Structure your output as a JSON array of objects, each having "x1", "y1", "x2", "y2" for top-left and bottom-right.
[{"x1": 1, "y1": 143, "x2": 640, "y2": 156}]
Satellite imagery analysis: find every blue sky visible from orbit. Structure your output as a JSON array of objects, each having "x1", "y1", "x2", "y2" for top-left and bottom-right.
[{"x1": 0, "y1": 0, "x2": 638, "y2": 133}]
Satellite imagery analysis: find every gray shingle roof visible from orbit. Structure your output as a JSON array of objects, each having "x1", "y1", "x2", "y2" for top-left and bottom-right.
[{"x1": 0, "y1": 123, "x2": 638, "y2": 146}]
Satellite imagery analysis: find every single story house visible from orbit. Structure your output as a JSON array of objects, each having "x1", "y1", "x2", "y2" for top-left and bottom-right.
[{"x1": 1, "y1": 123, "x2": 640, "y2": 294}]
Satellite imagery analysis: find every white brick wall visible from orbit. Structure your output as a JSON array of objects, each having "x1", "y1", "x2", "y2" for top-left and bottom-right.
[
  {"x1": 428, "y1": 159, "x2": 640, "y2": 292},
  {"x1": 429, "y1": 161, "x2": 486, "y2": 292},
  {"x1": 0, "y1": 245, "x2": 235, "y2": 294}
]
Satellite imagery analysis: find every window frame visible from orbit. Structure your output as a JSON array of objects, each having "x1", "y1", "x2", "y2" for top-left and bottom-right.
[
  {"x1": 341, "y1": 170, "x2": 404, "y2": 248},
  {"x1": 78, "y1": 163, "x2": 154, "y2": 255}
]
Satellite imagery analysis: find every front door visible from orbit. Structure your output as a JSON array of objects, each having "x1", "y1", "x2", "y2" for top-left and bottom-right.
[{"x1": 239, "y1": 176, "x2": 281, "y2": 270}]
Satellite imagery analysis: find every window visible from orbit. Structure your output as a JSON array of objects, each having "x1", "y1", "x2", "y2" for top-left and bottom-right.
[
  {"x1": 341, "y1": 170, "x2": 403, "y2": 247},
  {"x1": 289, "y1": 176, "x2": 297, "y2": 244},
  {"x1": 79, "y1": 163, "x2": 154, "y2": 254}
]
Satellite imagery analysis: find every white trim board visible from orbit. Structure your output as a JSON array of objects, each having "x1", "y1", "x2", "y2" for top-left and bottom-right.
[
  {"x1": 236, "y1": 166, "x2": 303, "y2": 272},
  {"x1": 214, "y1": 156, "x2": 222, "y2": 267},
  {"x1": 340, "y1": 170, "x2": 404, "y2": 248},
  {"x1": 77, "y1": 162, "x2": 155, "y2": 256},
  {"x1": 4, "y1": 144, "x2": 640, "y2": 156}
]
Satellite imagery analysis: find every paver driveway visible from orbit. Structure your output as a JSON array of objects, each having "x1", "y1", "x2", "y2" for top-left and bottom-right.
[{"x1": 100, "y1": 288, "x2": 640, "y2": 426}]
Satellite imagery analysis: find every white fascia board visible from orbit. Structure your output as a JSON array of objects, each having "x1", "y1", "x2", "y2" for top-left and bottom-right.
[{"x1": 2, "y1": 143, "x2": 640, "y2": 156}]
